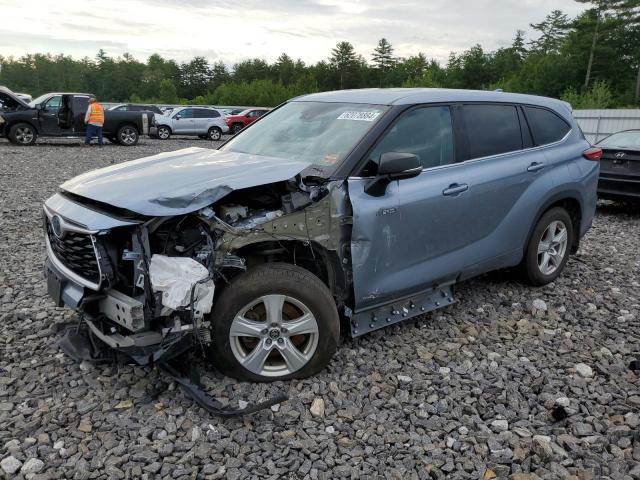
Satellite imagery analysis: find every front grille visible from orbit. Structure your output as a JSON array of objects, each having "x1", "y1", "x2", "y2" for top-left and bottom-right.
[{"x1": 46, "y1": 218, "x2": 100, "y2": 284}]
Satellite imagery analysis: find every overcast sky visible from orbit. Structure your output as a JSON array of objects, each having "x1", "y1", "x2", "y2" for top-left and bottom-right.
[{"x1": 0, "y1": 0, "x2": 586, "y2": 66}]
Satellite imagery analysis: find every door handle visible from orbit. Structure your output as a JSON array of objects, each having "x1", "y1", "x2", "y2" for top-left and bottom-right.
[
  {"x1": 527, "y1": 162, "x2": 545, "y2": 172},
  {"x1": 442, "y1": 183, "x2": 469, "y2": 196}
]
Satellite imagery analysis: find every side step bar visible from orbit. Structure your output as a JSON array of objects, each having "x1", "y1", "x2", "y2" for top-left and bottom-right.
[{"x1": 350, "y1": 285, "x2": 455, "y2": 337}]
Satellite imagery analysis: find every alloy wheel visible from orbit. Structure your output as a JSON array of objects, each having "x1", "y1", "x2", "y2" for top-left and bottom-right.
[
  {"x1": 158, "y1": 127, "x2": 170, "y2": 139},
  {"x1": 16, "y1": 127, "x2": 34, "y2": 144},
  {"x1": 537, "y1": 220, "x2": 568, "y2": 275},
  {"x1": 229, "y1": 294, "x2": 319, "y2": 377},
  {"x1": 119, "y1": 127, "x2": 137, "y2": 145},
  {"x1": 209, "y1": 128, "x2": 221, "y2": 141}
]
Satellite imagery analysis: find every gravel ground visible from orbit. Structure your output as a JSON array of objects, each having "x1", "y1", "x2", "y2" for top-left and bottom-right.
[{"x1": 1, "y1": 136, "x2": 639, "y2": 480}]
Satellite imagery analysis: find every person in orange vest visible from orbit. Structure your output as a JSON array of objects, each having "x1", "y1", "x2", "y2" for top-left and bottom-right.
[{"x1": 83, "y1": 97, "x2": 104, "y2": 147}]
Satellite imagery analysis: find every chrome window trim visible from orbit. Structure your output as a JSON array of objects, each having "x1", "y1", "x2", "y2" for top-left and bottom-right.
[
  {"x1": 43, "y1": 205, "x2": 103, "y2": 290},
  {"x1": 348, "y1": 129, "x2": 572, "y2": 180}
]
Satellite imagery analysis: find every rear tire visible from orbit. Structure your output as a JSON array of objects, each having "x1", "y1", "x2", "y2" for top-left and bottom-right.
[
  {"x1": 208, "y1": 127, "x2": 222, "y2": 141},
  {"x1": 520, "y1": 207, "x2": 573, "y2": 286},
  {"x1": 117, "y1": 125, "x2": 139, "y2": 146},
  {"x1": 208, "y1": 263, "x2": 340, "y2": 382},
  {"x1": 8, "y1": 123, "x2": 37, "y2": 145}
]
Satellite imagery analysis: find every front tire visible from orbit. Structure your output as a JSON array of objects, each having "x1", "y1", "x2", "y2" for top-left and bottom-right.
[
  {"x1": 8, "y1": 123, "x2": 37, "y2": 145},
  {"x1": 157, "y1": 125, "x2": 171, "y2": 140},
  {"x1": 209, "y1": 263, "x2": 340, "y2": 382},
  {"x1": 520, "y1": 207, "x2": 573, "y2": 286},
  {"x1": 117, "y1": 125, "x2": 139, "y2": 146},
  {"x1": 208, "y1": 127, "x2": 222, "y2": 141},
  {"x1": 231, "y1": 123, "x2": 244, "y2": 134}
]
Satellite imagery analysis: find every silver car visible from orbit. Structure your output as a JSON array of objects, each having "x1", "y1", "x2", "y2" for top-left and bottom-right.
[{"x1": 154, "y1": 106, "x2": 229, "y2": 141}]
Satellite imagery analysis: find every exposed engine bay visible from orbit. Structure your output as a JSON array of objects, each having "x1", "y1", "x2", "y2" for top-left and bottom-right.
[{"x1": 44, "y1": 173, "x2": 352, "y2": 415}]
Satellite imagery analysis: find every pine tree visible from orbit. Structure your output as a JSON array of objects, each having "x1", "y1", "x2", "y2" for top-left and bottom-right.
[
  {"x1": 329, "y1": 41, "x2": 357, "y2": 89},
  {"x1": 372, "y1": 38, "x2": 395, "y2": 86},
  {"x1": 529, "y1": 10, "x2": 571, "y2": 53},
  {"x1": 512, "y1": 30, "x2": 527, "y2": 60}
]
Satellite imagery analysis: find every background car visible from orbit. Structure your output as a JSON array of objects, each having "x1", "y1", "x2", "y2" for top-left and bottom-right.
[
  {"x1": 595, "y1": 129, "x2": 640, "y2": 202},
  {"x1": 225, "y1": 108, "x2": 271, "y2": 134},
  {"x1": 154, "y1": 106, "x2": 229, "y2": 140},
  {"x1": 109, "y1": 103, "x2": 164, "y2": 115}
]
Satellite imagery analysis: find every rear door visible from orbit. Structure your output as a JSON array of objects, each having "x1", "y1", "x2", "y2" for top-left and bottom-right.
[
  {"x1": 450, "y1": 103, "x2": 546, "y2": 278},
  {"x1": 193, "y1": 108, "x2": 211, "y2": 133},
  {"x1": 71, "y1": 95, "x2": 90, "y2": 132}
]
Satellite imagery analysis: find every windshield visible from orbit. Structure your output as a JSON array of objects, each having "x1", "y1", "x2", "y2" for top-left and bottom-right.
[
  {"x1": 220, "y1": 101, "x2": 388, "y2": 173},
  {"x1": 29, "y1": 94, "x2": 50, "y2": 108},
  {"x1": 598, "y1": 131, "x2": 640, "y2": 149}
]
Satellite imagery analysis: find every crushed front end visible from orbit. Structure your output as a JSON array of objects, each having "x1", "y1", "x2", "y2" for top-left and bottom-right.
[{"x1": 43, "y1": 193, "x2": 216, "y2": 366}]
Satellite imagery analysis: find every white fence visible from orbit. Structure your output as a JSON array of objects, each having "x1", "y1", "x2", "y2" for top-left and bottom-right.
[{"x1": 573, "y1": 109, "x2": 640, "y2": 144}]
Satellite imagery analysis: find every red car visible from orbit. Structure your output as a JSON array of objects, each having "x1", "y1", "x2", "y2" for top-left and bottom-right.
[{"x1": 225, "y1": 108, "x2": 270, "y2": 134}]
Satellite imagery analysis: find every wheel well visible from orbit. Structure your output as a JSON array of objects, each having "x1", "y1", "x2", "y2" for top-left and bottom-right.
[
  {"x1": 541, "y1": 197, "x2": 582, "y2": 251},
  {"x1": 232, "y1": 240, "x2": 347, "y2": 304},
  {"x1": 117, "y1": 123, "x2": 138, "y2": 133},
  {"x1": 6, "y1": 120, "x2": 39, "y2": 135},
  {"x1": 158, "y1": 124, "x2": 171, "y2": 132}
]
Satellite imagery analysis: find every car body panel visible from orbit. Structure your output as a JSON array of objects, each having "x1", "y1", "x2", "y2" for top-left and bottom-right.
[{"x1": 60, "y1": 147, "x2": 309, "y2": 216}]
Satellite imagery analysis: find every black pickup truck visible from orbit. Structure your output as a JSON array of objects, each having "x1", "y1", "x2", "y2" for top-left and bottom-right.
[{"x1": 0, "y1": 87, "x2": 156, "y2": 146}]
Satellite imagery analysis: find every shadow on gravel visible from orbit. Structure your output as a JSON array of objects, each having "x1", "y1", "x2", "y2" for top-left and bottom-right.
[{"x1": 597, "y1": 200, "x2": 640, "y2": 218}]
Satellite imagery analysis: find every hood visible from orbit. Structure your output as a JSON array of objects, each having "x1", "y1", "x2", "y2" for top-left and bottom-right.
[
  {"x1": 0, "y1": 86, "x2": 31, "y2": 110},
  {"x1": 61, "y1": 147, "x2": 308, "y2": 216}
]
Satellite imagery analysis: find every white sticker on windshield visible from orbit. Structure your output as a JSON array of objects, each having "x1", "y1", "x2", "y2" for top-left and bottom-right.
[{"x1": 337, "y1": 111, "x2": 381, "y2": 121}]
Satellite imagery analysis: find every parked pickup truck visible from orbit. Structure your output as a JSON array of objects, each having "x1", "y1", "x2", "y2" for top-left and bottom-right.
[{"x1": 0, "y1": 87, "x2": 156, "y2": 146}]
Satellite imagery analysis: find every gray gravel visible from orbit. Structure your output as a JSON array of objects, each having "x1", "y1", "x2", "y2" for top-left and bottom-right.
[{"x1": 1, "y1": 136, "x2": 640, "y2": 479}]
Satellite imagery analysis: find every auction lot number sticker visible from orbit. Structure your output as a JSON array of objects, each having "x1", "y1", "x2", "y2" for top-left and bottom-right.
[{"x1": 337, "y1": 111, "x2": 381, "y2": 121}]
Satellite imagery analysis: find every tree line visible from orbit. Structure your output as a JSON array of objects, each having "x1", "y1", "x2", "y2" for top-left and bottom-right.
[{"x1": 0, "y1": 1, "x2": 638, "y2": 108}]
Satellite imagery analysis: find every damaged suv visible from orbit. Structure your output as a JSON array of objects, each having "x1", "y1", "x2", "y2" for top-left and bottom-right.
[{"x1": 44, "y1": 88, "x2": 599, "y2": 384}]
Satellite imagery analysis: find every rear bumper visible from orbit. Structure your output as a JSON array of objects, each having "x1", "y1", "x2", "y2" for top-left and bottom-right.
[{"x1": 598, "y1": 173, "x2": 640, "y2": 201}]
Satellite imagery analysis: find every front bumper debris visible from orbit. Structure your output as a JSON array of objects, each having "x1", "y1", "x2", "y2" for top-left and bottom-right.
[{"x1": 58, "y1": 319, "x2": 288, "y2": 417}]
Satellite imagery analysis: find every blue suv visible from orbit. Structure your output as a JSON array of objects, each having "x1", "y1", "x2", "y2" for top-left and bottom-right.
[{"x1": 44, "y1": 88, "x2": 600, "y2": 383}]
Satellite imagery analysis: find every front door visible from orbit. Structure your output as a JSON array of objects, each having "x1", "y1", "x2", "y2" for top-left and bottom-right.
[
  {"x1": 172, "y1": 108, "x2": 195, "y2": 134},
  {"x1": 348, "y1": 105, "x2": 466, "y2": 311},
  {"x1": 38, "y1": 95, "x2": 64, "y2": 135}
]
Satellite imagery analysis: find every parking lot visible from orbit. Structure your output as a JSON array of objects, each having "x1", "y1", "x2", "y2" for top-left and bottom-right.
[{"x1": 1, "y1": 137, "x2": 639, "y2": 479}]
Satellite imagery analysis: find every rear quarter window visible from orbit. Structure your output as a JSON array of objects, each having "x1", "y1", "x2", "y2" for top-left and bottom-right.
[{"x1": 524, "y1": 106, "x2": 571, "y2": 145}]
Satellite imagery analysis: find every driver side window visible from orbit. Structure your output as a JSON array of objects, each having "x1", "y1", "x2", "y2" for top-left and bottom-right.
[
  {"x1": 43, "y1": 95, "x2": 62, "y2": 112},
  {"x1": 368, "y1": 106, "x2": 454, "y2": 173},
  {"x1": 175, "y1": 108, "x2": 193, "y2": 119}
]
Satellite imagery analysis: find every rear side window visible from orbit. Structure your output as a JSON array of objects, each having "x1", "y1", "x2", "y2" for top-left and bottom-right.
[
  {"x1": 524, "y1": 106, "x2": 571, "y2": 145},
  {"x1": 461, "y1": 105, "x2": 522, "y2": 159},
  {"x1": 195, "y1": 109, "x2": 220, "y2": 118},
  {"x1": 369, "y1": 106, "x2": 454, "y2": 169}
]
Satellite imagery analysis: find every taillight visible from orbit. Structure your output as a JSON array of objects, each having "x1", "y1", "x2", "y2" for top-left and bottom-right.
[{"x1": 583, "y1": 147, "x2": 602, "y2": 161}]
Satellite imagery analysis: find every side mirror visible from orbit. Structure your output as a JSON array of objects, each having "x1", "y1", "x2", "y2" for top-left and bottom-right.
[
  {"x1": 36, "y1": 104, "x2": 43, "y2": 111},
  {"x1": 175, "y1": 115, "x2": 181, "y2": 120},
  {"x1": 364, "y1": 152, "x2": 421, "y2": 197}
]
